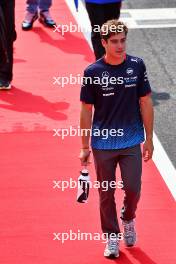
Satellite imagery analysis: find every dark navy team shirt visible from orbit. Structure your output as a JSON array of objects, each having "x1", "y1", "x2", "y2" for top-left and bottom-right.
[{"x1": 80, "y1": 54, "x2": 152, "y2": 150}]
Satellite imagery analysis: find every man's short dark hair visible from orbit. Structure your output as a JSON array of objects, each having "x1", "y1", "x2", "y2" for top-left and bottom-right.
[{"x1": 100, "y1": 20, "x2": 128, "y2": 41}]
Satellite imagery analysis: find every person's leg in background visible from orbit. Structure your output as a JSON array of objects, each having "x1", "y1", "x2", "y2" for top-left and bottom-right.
[
  {"x1": 22, "y1": 0, "x2": 39, "y2": 30},
  {"x1": 38, "y1": 0, "x2": 56, "y2": 28},
  {"x1": 104, "y1": 2, "x2": 122, "y2": 23},
  {"x1": 118, "y1": 144, "x2": 142, "y2": 246},
  {"x1": 0, "y1": 0, "x2": 16, "y2": 90},
  {"x1": 85, "y1": 1, "x2": 122, "y2": 60},
  {"x1": 22, "y1": 0, "x2": 55, "y2": 30},
  {"x1": 85, "y1": 3, "x2": 105, "y2": 60},
  {"x1": 38, "y1": 0, "x2": 52, "y2": 11},
  {"x1": 26, "y1": 0, "x2": 39, "y2": 14}
]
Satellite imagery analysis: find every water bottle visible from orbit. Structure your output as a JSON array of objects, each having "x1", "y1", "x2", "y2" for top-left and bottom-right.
[{"x1": 77, "y1": 168, "x2": 90, "y2": 203}]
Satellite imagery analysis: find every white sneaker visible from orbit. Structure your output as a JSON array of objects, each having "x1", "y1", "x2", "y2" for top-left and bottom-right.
[
  {"x1": 22, "y1": 11, "x2": 38, "y2": 30},
  {"x1": 122, "y1": 219, "x2": 137, "y2": 247},
  {"x1": 104, "y1": 237, "x2": 119, "y2": 258},
  {"x1": 0, "y1": 80, "x2": 11, "y2": 90}
]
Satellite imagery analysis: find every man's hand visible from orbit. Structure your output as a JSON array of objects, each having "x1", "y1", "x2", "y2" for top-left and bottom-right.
[
  {"x1": 140, "y1": 94, "x2": 154, "y2": 162},
  {"x1": 143, "y1": 139, "x2": 154, "y2": 162},
  {"x1": 79, "y1": 102, "x2": 93, "y2": 166},
  {"x1": 79, "y1": 149, "x2": 91, "y2": 166}
]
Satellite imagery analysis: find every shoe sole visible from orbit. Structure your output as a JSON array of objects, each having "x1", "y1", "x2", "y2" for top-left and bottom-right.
[
  {"x1": 104, "y1": 253, "x2": 119, "y2": 258},
  {"x1": 22, "y1": 25, "x2": 33, "y2": 31},
  {"x1": 0, "y1": 85, "x2": 11, "y2": 90},
  {"x1": 0, "y1": 87, "x2": 11, "y2": 90}
]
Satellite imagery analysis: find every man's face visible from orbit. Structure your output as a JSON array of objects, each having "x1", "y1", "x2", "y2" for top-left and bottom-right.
[{"x1": 102, "y1": 32, "x2": 127, "y2": 59}]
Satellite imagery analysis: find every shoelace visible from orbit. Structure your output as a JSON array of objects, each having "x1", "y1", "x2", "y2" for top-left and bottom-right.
[
  {"x1": 108, "y1": 239, "x2": 118, "y2": 251},
  {"x1": 124, "y1": 221, "x2": 134, "y2": 236}
]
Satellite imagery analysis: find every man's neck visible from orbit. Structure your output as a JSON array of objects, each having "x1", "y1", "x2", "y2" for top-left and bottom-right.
[{"x1": 104, "y1": 53, "x2": 126, "y2": 65}]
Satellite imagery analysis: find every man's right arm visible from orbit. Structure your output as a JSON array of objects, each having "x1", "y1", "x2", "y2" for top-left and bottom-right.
[{"x1": 79, "y1": 102, "x2": 93, "y2": 166}]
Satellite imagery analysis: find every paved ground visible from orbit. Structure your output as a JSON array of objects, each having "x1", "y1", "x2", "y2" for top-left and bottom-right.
[{"x1": 123, "y1": 0, "x2": 176, "y2": 167}]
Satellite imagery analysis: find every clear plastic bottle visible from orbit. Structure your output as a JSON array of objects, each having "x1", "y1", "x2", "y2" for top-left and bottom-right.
[{"x1": 77, "y1": 168, "x2": 90, "y2": 203}]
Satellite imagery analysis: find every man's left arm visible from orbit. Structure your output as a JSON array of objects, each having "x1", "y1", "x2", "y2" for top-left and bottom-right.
[{"x1": 139, "y1": 94, "x2": 154, "y2": 162}]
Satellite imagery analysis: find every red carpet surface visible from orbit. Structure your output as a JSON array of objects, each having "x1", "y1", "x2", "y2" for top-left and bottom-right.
[{"x1": 0, "y1": 1, "x2": 176, "y2": 263}]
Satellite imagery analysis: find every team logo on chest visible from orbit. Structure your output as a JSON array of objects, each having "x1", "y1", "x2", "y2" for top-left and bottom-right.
[
  {"x1": 102, "y1": 71, "x2": 110, "y2": 78},
  {"x1": 124, "y1": 67, "x2": 138, "y2": 88},
  {"x1": 126, "y1": 68, "x2": 134, "y2": 75}
]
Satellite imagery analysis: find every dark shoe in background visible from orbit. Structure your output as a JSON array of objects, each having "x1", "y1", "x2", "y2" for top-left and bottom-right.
[{"x1": 39, "y1": 10, "x2": 56, "y2": 28}]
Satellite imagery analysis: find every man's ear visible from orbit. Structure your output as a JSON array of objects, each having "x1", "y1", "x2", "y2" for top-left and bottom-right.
[{"x1": 101, "y1": 39, "x2": 107, "y2": 48}]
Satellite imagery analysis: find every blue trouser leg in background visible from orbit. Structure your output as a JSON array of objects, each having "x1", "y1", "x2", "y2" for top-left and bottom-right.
[
  {"x1": 39, "y1": 0, "x2": 52, "y2": 12},
  {"x1": 26, "y1": 0, "x2": 39, "y2": 14},
  {"x1": 26, "y1": 0, "x2": 52, "y2": 14}
]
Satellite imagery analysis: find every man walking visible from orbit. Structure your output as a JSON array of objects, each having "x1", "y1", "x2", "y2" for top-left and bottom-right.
[{"x1": 79, "y1": 20, "x2": 154, "y2": 258}]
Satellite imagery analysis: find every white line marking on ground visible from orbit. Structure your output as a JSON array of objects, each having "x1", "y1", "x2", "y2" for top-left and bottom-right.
[
  {"x1": 121, "y1": 9, "x2": 176, "y2": 28},
  {"x1": 152, "y1": 133, "x2": 176, "y2": 200},
  {"x1": 66, "y1": 2, "x2": 176, "y2": 28}
]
